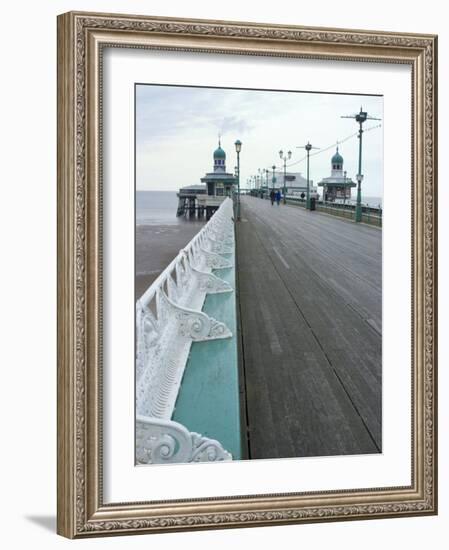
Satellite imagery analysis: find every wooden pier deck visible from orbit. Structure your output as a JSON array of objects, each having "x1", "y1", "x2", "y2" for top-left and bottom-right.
[{"x1": 236, "y1": 195, "x2": 382, "y2": 460}]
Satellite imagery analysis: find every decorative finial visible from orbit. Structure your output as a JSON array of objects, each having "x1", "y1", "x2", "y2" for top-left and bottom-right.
[{"x1": 218, "y1": 133, "x2": 221, "y2": 148}]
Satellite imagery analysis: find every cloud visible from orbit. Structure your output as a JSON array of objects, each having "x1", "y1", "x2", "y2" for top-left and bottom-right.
[{"x1": 215, "y1": 115, "x2": 253, "y2": 137}]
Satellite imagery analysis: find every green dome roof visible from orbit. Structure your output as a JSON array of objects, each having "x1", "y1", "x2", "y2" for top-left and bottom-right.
[
  {"x1": 331, "y1": 148, "x2": 343, "y2": 165},
  {"x1": 214, "y1": 146, "x2": 226, "y2": 159}
]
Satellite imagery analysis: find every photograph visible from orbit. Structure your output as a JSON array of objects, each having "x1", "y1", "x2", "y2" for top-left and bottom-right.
[{"x1": 134, "y1": 84, "x2": 383, "y2": 465}]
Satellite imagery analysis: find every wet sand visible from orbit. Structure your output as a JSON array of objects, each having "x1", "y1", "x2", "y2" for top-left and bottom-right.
[{"x1": 136, "y1": 222, "x2": 204, "y2": 299}]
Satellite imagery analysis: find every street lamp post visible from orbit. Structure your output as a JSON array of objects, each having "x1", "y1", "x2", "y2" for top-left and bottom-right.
[
  {"x1": 279, "y1": 149, "x2": 292, "y2": 204},
  {"x1": 297, "y1": 142, "x2": 319, "y2": 210},
  {"x1": 235, "y1": 139, "x2": 242, "y2": 220},
  {"x1": 256, "y1": 175, "x2": 260, "y2": 194},
  {"x1": 356, "y1": 174, "x2": 363, "y2": 221},
  {"x1": 305, "y1": 142, "x2": 312, "y2": 209},
  {"x1": 271, "y1": 165, "x2": 276, "y2": 191},
  {"x1": 355, "y1": 116, "x2": 364, "y2": 222},
  {"x1": 341, "y1": 107, "x2": 381, "y2": 222}
]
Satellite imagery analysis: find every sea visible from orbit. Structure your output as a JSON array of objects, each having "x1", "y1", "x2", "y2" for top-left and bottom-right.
[
  {"x1": 333, "y1": 196, "x2": 383, "y2": 208},
  {"x1": 358, "y1": 196, "x2": 383, "y2": 208},
  {"x1": 136, "y1": 190, "x2": 184, "y2": 225},
  {"x1": 135, "y1": 191, "x2": 205, "y2": 298}
]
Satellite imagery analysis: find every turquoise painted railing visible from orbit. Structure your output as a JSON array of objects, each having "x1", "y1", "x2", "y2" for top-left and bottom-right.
[{"x1": 136, "y1": 198, "x2": 236, "y2": 465}]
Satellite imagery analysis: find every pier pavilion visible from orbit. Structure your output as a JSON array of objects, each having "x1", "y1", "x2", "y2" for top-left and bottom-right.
[
  {"x1": 273, "y1": 171, "x2": 319, "y2": 198},
  {"x1": 317, "y1": 147, "x2": 356, "y2": 202},
  {"x1": 199, "y1": 139, "x2": 237, "y2": 217},
  {"x1": 176, "y1": 140, "x2": 237, "y2": 219}
]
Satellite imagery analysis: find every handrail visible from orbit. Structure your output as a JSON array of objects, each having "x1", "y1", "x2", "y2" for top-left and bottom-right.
[{"x1": 136, "y1": 198, "x2": 235, "y2": 464}]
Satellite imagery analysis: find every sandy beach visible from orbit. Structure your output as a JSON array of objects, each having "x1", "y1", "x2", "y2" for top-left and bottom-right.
[{"x1": 136, "y1": 221, "x2": 204, "y2": 299}]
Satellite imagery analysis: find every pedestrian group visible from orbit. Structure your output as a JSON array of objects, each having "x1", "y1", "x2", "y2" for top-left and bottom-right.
[{"x1": 270, "y1": 189, "x2": 281, "y2": 206}]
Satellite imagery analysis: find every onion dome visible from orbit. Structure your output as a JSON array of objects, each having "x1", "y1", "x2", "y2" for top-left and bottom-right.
[
  {"x1": 331, "y1": 147, "x2": 343, "y2": 165},
  {"x1": 214, "y1": 143, "x2": 226, "y2": 159}
]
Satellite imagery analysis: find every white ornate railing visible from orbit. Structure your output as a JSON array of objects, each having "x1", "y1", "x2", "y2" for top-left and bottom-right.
[
  {"x1": 136, "y1": 198, "x2": 235, "y2": 464},
  {"x1": 136, "y1": 416, "x2": 232, "y2": 464}
]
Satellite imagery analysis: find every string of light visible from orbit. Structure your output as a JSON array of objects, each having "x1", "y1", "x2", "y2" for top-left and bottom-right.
[{"x1": 269, "y1": 123, "x2": 382, "y2": 171}]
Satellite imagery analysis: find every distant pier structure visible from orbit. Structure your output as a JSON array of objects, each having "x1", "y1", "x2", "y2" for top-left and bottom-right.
[
  {"x1": 318, "y1": 147, "x2": 356, "y2": 202},
  {"x1": 176, "y1": 184, "x2": 207, "y2": 217},
  {"x1": 177, "y1": 139, "x2": 237, "y2": 220}
]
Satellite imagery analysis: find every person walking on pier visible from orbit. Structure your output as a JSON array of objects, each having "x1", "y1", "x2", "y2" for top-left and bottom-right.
[
  {"x1": 270, "y1": 189, "x2": 275, "y2": 206},
  {"x1": 275, "y1": 190, "x2": 281, "y2": 206}
]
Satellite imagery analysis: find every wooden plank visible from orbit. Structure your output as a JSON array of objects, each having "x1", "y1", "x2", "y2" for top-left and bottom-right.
[{"x1": 236, "y1": 196, "x2": 382, "y2": 459}]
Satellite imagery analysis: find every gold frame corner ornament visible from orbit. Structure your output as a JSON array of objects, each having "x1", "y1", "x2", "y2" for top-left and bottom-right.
[{"x1": 57, "y1": 10, "x2": 438, "y2": 539}]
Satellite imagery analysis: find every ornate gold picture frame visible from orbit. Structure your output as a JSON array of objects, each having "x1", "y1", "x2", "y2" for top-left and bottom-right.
[{"x1": 57, "y1": 11, "x2": 437, "y2": 538}]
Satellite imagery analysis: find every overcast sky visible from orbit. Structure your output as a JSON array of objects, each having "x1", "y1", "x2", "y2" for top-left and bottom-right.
[{"x1": 136, "y1": 84, "x2": 383, "y2": 199}]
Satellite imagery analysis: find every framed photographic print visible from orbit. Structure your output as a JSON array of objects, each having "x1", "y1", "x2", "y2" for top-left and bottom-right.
[{"x1": 57, "y1": 11, "x2": 438, "y2": 538}]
